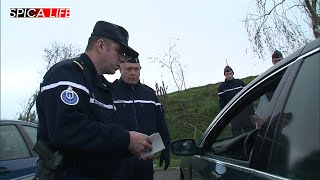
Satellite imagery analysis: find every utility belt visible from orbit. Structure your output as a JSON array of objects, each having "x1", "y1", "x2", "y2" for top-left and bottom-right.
[{"x1": 33, "y1": 140, "x2": 64, "y2": 180}]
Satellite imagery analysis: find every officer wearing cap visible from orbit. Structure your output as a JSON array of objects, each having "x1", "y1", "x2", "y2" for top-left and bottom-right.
[
  {"x1": 218, "y1": 66, "x2": 255, "y2": 136},
  {"x1": 218, "y1": 66, "x2": 246, "y2": 110},
  {"x1": 35, "y1": 21, "x2": 153, "y2": 179},
  {"x1": 252, "y1": 50, "x2": 284, "y2": 128},
  {"x1": 111, "y1": 58, "x2": 171, "y2": 179},
  {"x1": 272, "y1": 50, "x2": 283, "y2": 64}
]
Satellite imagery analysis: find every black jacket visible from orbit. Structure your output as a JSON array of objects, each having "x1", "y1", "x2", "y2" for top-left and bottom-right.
[
  {"x1": 218, "y1": 78, "x2": 245, "y2": 109},
  {"x1": 36, "y1": 53, "x2": 130, "y2": 178},
  {"x1": 112, "y1": 79, "x2": 171, "y2": 148}
]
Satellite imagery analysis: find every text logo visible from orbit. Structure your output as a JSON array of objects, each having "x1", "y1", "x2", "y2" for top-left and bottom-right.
[{"x1": 10, "y1": 8, "x2": 70, "y2": 18}]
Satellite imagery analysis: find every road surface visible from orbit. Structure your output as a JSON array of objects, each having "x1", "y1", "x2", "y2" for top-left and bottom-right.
[{"x1": 154, "y1": 168, "x2": 180, "y2": 180}]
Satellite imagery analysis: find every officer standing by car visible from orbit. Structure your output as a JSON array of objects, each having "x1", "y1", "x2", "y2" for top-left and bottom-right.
[
  {"x1": 35, "y1": 21, "x2": 153, "y2": 179},
  {"x1": 252, "y1": 50, "x2": 284, "y2": 127},
  {"x1": 218, "y1": 65, "x2": 245, "y2": 110},
  {"x1": 218, "y1": 66, "x2": 255, "y2": 136},
  {"x1": 111, "y1": 58, "x2": 171, "y2": 180}
]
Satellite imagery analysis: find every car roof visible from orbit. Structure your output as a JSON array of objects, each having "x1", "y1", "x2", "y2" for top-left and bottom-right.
[{"x1": 0, "y1": 119, "x2": 37, "y2": 126}]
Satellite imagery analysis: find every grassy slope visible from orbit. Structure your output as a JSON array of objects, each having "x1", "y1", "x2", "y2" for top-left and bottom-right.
[{"x1": 154, "y1": 76, "x2": 257, "y2": 168}]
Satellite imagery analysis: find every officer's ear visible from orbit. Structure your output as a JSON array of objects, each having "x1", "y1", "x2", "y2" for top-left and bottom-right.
[{"x1": 96, "y1": 38, "x2": 107, "y2": 54}]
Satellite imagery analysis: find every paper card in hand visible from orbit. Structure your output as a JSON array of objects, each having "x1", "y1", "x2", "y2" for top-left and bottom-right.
[{"x1": 140, "y1": 132, "x2": 165, "y2": 158}]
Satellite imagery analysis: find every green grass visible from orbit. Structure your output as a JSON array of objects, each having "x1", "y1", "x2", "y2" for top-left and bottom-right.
[{"x1": 162, "y1": 76, "x2": 257, "y2": 167}]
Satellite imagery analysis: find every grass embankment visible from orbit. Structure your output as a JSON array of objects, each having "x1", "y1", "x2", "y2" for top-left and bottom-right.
[{"x1": 154, "y1": 76, "x2": 256, "y2": 167}]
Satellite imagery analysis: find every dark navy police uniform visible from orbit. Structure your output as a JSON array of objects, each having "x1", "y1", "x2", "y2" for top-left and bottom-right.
[
  {"x1": 218, "y1": 78, "x2": 245, "y2": 110},
  {"x1": 218, "y1": 78, "x2": 255, "y2": 136},
  {"x1": 111, "y1": 79, "x2": 171, "y2": 180},
  {"x1": 36, "y1": 53, "x2": 130, "y2": 179}
]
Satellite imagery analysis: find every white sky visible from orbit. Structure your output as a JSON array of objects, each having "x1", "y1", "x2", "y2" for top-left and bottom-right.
[{"x1": 1, "y1": 0, "x2": 274, "y2": 119}]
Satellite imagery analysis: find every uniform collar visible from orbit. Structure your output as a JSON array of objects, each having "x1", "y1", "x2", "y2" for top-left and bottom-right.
[
  {"x1": 118, "y1": 78, "x2": 140, "y2": 89},
  {"x1": 79, "y1": 53, "x2": 98, "y2": 76},
  {"x1": 79, "y1": 53, "x2": 110, "y2": 89},
  {"x1": 225, "y1": 78, "x2": 235, "y2": 82}
]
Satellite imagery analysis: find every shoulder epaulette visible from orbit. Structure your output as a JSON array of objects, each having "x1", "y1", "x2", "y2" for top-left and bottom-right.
[{"x1": 72, "y1": 58, "x2": 84, "y2": 71}]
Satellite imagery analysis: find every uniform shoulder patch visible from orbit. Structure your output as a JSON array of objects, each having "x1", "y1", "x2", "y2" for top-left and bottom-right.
[{"x1": 60, "y1": 86, "x2": 79, "y2": 105}]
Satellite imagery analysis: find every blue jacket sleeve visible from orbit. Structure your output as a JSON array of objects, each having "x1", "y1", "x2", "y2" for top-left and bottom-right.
[{"x1": 37, "y1": 64, "x2": 130, "y2": 153}]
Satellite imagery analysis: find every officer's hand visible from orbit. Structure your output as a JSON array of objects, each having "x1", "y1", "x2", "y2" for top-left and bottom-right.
[
  {"x1": 159, "y1": 149, "x2": 170, "y2": 170},
  {"x1": 139, "y1": 154, "x2": 154, "y2": 160},
  {"x1": 251, "y1": 114, "x2": 262, "y2": 128},
  {"x1": 128, "y1": 131, "x2": 153, "y2": 157}
]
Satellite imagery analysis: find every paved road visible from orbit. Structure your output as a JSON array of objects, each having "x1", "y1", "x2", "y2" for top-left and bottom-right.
[{"x1": 154, "y1": 168, "x2": 180, "y2": 180}]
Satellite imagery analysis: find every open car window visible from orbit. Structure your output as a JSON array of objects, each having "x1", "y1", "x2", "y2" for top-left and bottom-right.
[
  {"x1": 207, "y1": 65, "x2": 292, "y2": 162},
  {"x1": 216, "y1": 71, "x2": 285, "y2": 142}
]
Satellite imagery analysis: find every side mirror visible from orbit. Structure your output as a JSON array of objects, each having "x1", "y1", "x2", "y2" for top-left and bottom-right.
[{"x1": 171, "y1": 139, "x2": 198, "y2": 156}]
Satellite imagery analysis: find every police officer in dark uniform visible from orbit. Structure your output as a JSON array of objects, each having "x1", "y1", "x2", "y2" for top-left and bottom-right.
[
  {"x1": 111, "y1": 58, "x2": 171, "y2": 180},
  {"x1": 218, "y1": 66, "x2": 246, "y2": 110},
  {"x1": 35, "y1": 21, "x2": 153, "y2": 180},
  {"x1": 218, "y1": 66, "x2": 255, "y2": 136}
]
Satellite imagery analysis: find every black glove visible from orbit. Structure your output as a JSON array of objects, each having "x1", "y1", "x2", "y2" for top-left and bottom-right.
[{"x1": 159, "y1": 150, "x2": 170, "y2": 170}]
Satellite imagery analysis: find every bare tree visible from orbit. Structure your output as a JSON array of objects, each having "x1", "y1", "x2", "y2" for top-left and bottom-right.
[
  {"x1": 149, "y1": 38, "x2": 187, "y2": 91},
  {"x1": 18, "y1": 91, "x2": 38, "y2": 122},
  {"x1": 18, "y1": 42, "x2": 80, "y2": 122},
  {"x1": 245, "y1": 0, "x2": 319, "y2": 59},
  {"x1": 44, "y1": 42, "x2": 81, "y2": 71}
]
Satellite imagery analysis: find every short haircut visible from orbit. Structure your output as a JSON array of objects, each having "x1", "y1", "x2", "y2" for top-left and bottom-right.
[
  {"x1": 85, "y1": 36, "x2": 114, "y2": 51},
  {"x1": 272, "y1": 50, "x2": 283, "y2": 59}
]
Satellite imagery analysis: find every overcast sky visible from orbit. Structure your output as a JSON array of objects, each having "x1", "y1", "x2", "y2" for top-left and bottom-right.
[{"x1": 1, "y1": 0, "x2": 275, "y2": 119}]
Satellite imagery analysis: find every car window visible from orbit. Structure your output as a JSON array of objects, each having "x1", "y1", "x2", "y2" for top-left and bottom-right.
[
  {"x1": 22, "y1": 125, "x2": 37, "y2": 144},
  {"x1": 268, "y1": 52, "x2": 320, "y2": 179},
  {"x1": 0, "y1": 125, "x2": 30, "y2": 160},
  {"x1": 210, "y1": 68, "x2": 288, "y2": 162},
  {"x1": 216, "y1": 72, "x2": 284, "y2": 142}
]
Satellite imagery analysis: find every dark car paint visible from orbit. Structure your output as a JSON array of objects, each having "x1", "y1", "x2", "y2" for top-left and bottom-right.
[{"x1": 0, "y1": 120, "x2": 38, "y2": 180}]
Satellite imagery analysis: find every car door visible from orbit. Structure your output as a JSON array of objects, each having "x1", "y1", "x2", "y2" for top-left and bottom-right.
[
  {"x1": 253, "y1": 47, "x2": 320, "y2": 180},
  {"x1": 187, "y1": 59, "x2": 297, "y2": 180},
  {"x1": 0, "y1": 122, "x2": 38, "y2": 180}
]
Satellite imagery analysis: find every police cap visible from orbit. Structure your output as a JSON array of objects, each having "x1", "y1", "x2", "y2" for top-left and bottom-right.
[
  {"x1": 224, "y1": 66, "x2": 233, "y2": 74},
  {"x1": 91, "y1": 21, "x2": 139, "y2": 58},
  {"x1": 127, "y1": 57, "x2": 140, "y2": 63}
]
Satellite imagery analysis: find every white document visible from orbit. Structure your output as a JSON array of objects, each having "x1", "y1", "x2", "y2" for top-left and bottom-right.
[{"x1": 140, "y1": 132, "x2": 165, "y2": 158}]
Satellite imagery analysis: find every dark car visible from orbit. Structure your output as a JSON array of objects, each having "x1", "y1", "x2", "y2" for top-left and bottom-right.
[
  {"x1": 0, "y1": 120, "x2": 38, "y2": 180},
  {"x1": 171, "y1": 38, "x2": 320, "y2": 180}
]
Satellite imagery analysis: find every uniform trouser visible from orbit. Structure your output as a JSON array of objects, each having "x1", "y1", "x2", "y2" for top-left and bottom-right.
[{"x1": 112, "y1": 157, "x2": 154, "y2": 180}]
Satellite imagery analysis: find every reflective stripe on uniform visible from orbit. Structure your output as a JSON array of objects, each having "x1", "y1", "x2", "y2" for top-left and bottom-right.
[
  {"x1": 41, "y1": 81, "x2": 90, "y2": 94},
  {"x1": 217, "y1": 86, "x2": 243, "y2": 95},
  {"x1": 90, "y1": 98, "x2": 116, "y2": 110},
  {"x1": 114, "y1": 100, "x2": 161, "y2": 106}
]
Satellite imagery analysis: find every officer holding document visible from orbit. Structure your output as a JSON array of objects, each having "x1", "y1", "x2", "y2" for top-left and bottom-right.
[
  {"x1": 34, "y1": 20, "x2": 153, "y2": 180},
  {"x1": 112, "y1": 57, "x2": 171, "y2": 180}
]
